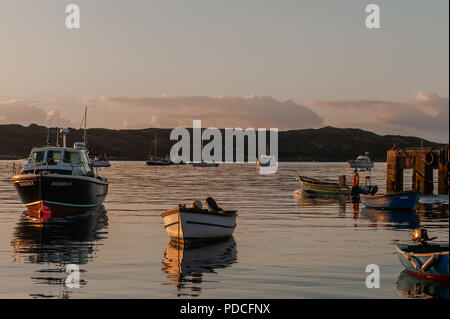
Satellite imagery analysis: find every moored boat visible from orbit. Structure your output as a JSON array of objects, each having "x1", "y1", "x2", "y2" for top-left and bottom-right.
[
  {"x1": 191, "y1": 161, "x2": 219, "y2": 167},
  {"x1": 146, "y1": 134, "x2": 172, "y2": 166},
  {"x1": 347, "y1": 153, "x2": 374, "y2": 169},
  {"x1": 161, "y1": 198, "x2": 237, "y2": 244},
  {"x1": 297, "y1": 175, "x2": 353, "y2": 195},
  {"x1": 90, "y1": 153, "x2": 111, "y2": 167},
  {"x1": 396, "y1": 229, "x2": 449, "y2": 282},
  {"x1": 10, "y1": 128, "x2": 108, "y2": 217},
  {"x1": 360, "y1": 190, "x2": 419, "y2": 210}
]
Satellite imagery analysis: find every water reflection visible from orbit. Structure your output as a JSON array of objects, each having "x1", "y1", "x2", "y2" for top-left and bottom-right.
[
  {"x1": 294, "y1": 190, "x2": 349, "y2": 216},
  {"x1": 358, "y1": 208, "x2": 420, "y2": 230},
  {"x1": 396, "y1": 270, "x2": 449, "y2": 299},
  {"x1": 11, "y1": 206, "x2": 108, "y2": 298},
  {"x1": 161, "y1": 237, "x2": 237, "y2": 297},
  {"x1": 415, "y1": 202, "x2": 449, "y2": 221}
]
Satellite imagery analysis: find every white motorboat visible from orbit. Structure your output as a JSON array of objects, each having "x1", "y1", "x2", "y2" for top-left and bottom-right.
[
  {"x1": 256, "y1": 155, "x2": 274, "y2": 167},
  {"x1": 161, "y1": 198, "x2": 237, "y2": 244},
  {"x1": 347, "y1": 152, "x2": 374, "y2": 169}
]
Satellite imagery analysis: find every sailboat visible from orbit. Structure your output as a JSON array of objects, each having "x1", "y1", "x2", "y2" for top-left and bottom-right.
[
  {"x1": 191, "y1": 129, "x2": 219, "y2": 167},
  {"x1": 146, "y1": 134, "x2": 171, "y2": 166}
]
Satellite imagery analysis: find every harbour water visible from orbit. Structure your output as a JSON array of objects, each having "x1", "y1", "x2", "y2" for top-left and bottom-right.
[{"x1": 0, "y1": 161, "x2": 448, "y2": 299}]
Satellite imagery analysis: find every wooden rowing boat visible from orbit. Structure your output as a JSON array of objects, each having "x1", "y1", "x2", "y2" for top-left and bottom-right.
[
  {"x1": 161, "y1": 199, "x2": 237, "y2": 244},
  {"x1": 360, "y1": 191, "x2": 419, "y2": 210},
  {"x1": 297, "y1": 175, "x2": 352, "y2": 195}
]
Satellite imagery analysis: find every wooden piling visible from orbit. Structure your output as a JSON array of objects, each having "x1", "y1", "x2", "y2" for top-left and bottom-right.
[{"x1": 386, "y1": 146, "x2": 449, "y2": 195}]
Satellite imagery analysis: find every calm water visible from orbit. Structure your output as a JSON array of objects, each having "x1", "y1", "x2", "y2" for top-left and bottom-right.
[{"x1": 0, "y1": 161, "x2": 448, "y2": 299}]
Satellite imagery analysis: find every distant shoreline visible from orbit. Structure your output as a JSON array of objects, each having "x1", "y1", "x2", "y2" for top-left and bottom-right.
[{"x1": 0, "y1": 123, "x2": 446, "y2": 162}]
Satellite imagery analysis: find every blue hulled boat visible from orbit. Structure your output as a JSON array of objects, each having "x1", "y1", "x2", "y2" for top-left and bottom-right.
[
  {"x1": 396, "y1": 229, "x2": 449, "y2": 283},
  {"x1": 360, "y1": 190, "x2": 419, "y2": 210}
]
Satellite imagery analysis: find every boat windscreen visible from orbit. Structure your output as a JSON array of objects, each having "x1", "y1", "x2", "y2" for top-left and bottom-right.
[
  {"x1": 64, "y1": 151, "x2": 81, "y2": 164},
  {"x1": 29, "y1": 150, "x2": 44, "y2": 164},
  {"x1": 47, "y1": 150, "x2": 62, "y2": 165}
]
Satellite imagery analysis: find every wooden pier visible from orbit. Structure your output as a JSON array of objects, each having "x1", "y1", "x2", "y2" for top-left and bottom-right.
[{"x1": 386, "y1": 145, "x2": 449, "y2": 195}]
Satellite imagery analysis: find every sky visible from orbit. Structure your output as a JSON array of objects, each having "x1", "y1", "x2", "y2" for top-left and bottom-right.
[{"x1": 0, "y1": 0, "x2": 448, "y2": 142}]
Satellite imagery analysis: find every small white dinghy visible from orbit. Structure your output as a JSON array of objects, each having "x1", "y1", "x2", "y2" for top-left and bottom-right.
[{"x1": 161, "y1": 197, "x2": 237, "y2": 244}]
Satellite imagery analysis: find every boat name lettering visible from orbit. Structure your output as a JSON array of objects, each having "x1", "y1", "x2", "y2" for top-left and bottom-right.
[
  {"x1": 52, "y1": 182, "x2": 72, "y2": 187},
  {"x1": 19, "y1": 181, "x2": 34, "y2": 187}
]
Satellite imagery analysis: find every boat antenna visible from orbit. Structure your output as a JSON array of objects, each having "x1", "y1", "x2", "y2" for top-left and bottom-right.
[
  {"x1": 84, "y1": 106, "x2": 88, "y2": 146},
  {"x1": 79, "y1": 106, "x2": 88, "y2": 146}
]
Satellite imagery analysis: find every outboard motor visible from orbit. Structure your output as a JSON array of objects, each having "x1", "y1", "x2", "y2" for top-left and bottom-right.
[
  {"x1": 412, "y1": 228, "x2": 437, "y2": 244},
  {"x1": 206, "y1": 197, "x2": 223, "y2": 213},
  {"x1": 369, "y1": 185, "x2": 378, "y2": 195}
]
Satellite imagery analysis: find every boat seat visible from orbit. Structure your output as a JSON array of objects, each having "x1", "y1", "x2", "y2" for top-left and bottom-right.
[{"x1": 206, "y1": 197, "x2": 223, "y2": 213}]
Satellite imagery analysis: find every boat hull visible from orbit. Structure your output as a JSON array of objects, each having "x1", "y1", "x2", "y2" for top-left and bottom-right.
[
  {"x1": 396, "y1": 244, "x2": 449, "y2": 282},
  {"x1": 297, "y1": 176, "x2": 352, "y2": 195},
  {"x1": 11, "y1": 173, "x2": 108, "y2": 216},
  {"x1": 360, "y1": 191, "x2": 419, "y2": 210},
  {"x1": 146, "y1": 161, "x2": 171, "y2": 166},
  {"x1": 91, "y1": 160, "x2": 111, "y2": 167},
  {"x1": 162, "y1": 207, "x2": 236, "y2": 243},
  {"x1": 191, "y1": 162, "x2": 220, "y2": 167}
]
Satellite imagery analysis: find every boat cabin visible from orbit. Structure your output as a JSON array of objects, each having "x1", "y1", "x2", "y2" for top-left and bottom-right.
[{"x1": 22, "y1": 143, "x2": 94, "y2": 177}]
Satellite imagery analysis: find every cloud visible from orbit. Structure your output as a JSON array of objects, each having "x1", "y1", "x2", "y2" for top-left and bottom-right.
[
  {"x1": 307, "y1": 91, "x2": 449, "y2": 143},
  {"x1": 0, "y1": 100, "x2": 73, "y2": 127},
  {"x1": 81, "y1": 95, "x2": 324, "y2": 129}
]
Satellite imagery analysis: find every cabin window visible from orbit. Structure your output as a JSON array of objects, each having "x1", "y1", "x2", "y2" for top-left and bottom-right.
[
  {"x1": 29, "y1": 151, "x2": 44, "y2": 164},
  {"x1": 64, "y1": 151, "x2": 81, "y2": 164},
  {"x1": 47, "y1": 150, "x2": 62, "y2": 165}
]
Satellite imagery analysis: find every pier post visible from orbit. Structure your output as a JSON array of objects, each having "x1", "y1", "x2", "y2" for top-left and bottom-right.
[
  {"x1": 438, "y1": 146, "x2": 449, "y2": 195},
  {"x1": 386, "y1": 150, "x2": 403, "y2": 193},
  {"x1": 386, "y1": 146, "x2": 449, "y2": 195}
]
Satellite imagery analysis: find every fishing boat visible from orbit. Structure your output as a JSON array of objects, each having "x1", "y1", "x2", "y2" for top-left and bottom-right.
[
  {"x1": 396, "y1": 229, "x2": 449, "y2": 282},
  {"x1": 297, "y1": 175, "x2": 353, "y2": 195},
  {"x1": 146, "y1": 134, "x2": 171, "y2": 166},
  {"x1": 90, "y1": 154, "x2": 111, "y2": 167},
  {"x1": 347, "y1": 152, "x2": 374, "y2": 169},
  {"x1": 161, "y1": 197, "x2": 237, "y2": 244},
  {"x1": 360, "y1": 190, "x2": 419, "y2": 210},
  {"x1": 11, "y1": 128, "x2": 109, "y2": 217}
]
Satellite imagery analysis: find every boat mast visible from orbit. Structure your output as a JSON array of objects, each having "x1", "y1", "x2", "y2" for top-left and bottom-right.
[
  {"x1": 155, "y1": 133, "x2": 157, "y2": 159},
  {"x1": 83, "y1": 106, "x2": 88, "y2": 146}
]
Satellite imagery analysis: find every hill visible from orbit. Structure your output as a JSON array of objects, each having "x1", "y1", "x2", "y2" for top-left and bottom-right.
[{"x1": 0, "y1": 124, "x2": 445, "y2": 161}]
